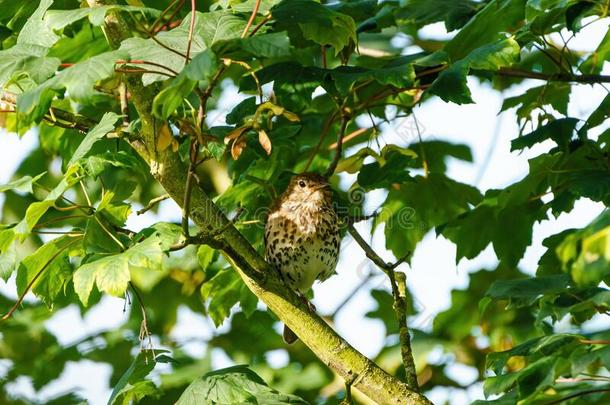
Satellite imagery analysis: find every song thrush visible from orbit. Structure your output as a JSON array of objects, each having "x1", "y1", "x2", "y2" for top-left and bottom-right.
[{"x1": 265, "y1": 173, "x2": 341, "y2": 343}]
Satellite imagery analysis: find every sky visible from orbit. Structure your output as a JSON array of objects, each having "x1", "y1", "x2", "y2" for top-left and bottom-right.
[{"x1": 1, "y1": 16, "x2": 609, "y2": 405}]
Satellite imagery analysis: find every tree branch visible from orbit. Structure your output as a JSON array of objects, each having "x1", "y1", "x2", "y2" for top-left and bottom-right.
[
  {"x1": 324, "y1": 111, "x2": 349, "y2": 178},
  {"x1": 347, "y1": 223, "x2": 419, "y2": 391},
  {"x1": 137, "y1": 194, "x2": 170, "y2": 215},
  {"x1": 89, "y1": 3, "x2": 432, "y2": 403},
  {"x1": 497, "y1": 67, "x2": 610, "y2": 83},
  {"x1": 1, "y1": 92, "x2": 98, "y2": 133}
]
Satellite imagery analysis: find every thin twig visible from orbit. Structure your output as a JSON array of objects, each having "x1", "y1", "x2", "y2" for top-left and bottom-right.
[
  {"x1": 114, "y1": 67, "x2": 175, "y2": 77},
  {"x1": 95, "y1": 215, "x2": 125, "y2": 250},
  {"x1": 328, "y1": 127, "x2": 370, "y2": 149},
  {"x1": 137, "y1": 194, "x2": 170, "y2": 215},
  {"x1": 149, "y1": 0, "x2": 184, "y2": 34},
  {"x1": 34, "y1": 215, "x2": 89, "y2": 228},
  {"x1": 304, "y1": 111, "x2": 339, "y2": 171},
  {"x1": 185, "y1": 0, "x2": 197, "y2": 61},
  {"x1": 31, "y1": 230, "x2": 84, "y2": 236},
  {"x1": 79, "y1": 181, "x2": 92, "y2": 207},
  {"x1": 170, "y1": 207, "x2": 244, "y2": 251},
  {"x1": 249, "y1": 14, "x2": 271, "y2": 37},
  {"x1": 150, "y1": 35, "x2": 188, "y2": 59},
  {"x1": 117, "y1": 60, "x2": 180, "y2": 76},
  {"x1": 241, "y1": 0, "x2": 261, "y2": 38},
  {"x1": 322, "y1": 45, "x2": 327, "y2": 69},
  {"x1": 347, "y1": 223, "x2": 419, "y2": 391},
  {"x1": 324, "y1": 112, "x2": 349, "y2": 178},
  {"x1": 543, "y1": 388, "x2": 610, "y2": 405},
  {"x1": 2, "y1": 91, "x2": 96, "y2": 133},
  {"x1": 498, "y1": 68, "x2": 610, "y2": 83},
  {"x1": 411, "y1": 111, "x2": 428, "y2": 178},
  {"x1": 581, "y1": 339, "x2": 610, "y2": 345}
]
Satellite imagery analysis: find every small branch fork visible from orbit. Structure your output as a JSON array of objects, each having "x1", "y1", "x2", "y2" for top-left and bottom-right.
[
  {"x1": 346, "y1": 222, "x2": 419, "y2": 391},
  {"x1": 137, "y1": 194, "x2": 170, "y2": 215},
  {"x1": 171, "y1": 207, "x2": 244, "y2": 252}
]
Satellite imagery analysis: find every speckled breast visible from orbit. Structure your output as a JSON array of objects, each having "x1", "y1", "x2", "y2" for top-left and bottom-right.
[{"x1": 265, "y1": 206, "x2": 340, "y2": 293}]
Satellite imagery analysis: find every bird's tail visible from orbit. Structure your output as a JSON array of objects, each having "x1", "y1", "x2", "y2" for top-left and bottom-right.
[{"x1": 283, "y1": 324, "x2": 298, "y2": 344}]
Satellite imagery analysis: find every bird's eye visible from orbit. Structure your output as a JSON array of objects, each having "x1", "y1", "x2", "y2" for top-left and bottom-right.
[{"x1": 298, "y1": 180, "x2": 306, "y2": 188}]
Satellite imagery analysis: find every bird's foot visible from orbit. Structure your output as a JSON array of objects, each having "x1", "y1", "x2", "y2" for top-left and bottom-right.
[{"x1": 296, "y1": 292, "x2": 316, "y2": 312}]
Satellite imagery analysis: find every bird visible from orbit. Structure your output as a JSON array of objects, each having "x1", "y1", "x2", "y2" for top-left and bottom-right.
[{"x1": 264, "y1": 172, "x2": 341, "y2": 343}]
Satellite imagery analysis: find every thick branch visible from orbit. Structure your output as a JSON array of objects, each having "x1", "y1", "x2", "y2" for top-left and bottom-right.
[{"x1": 92, "y1": 3, "x2": 431, "y2": 404}]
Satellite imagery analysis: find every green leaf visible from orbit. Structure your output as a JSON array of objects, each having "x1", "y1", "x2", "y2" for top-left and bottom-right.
[
  {"x1": 585, "y1": 93, "x2": 610, "y2": 129},
  {"x1": 16, "y1": 0, "x2": 61, "y2": 48},
  {"x1": 336, "y1": 147, "x2": 378, "y2": 174},
  {"x1": 214, "y1": 32, "x2": 292, "y2": 59},
  {"x1": 365, "y1": 289, "x2": 399, "y2": 334},
  {"x1": 486, "y1": 334, "x2": 580, "y2": 375},
  {"x1": 200, "y1": 267, "x2": 255, "y2": 327},
  {"x1": 200, "y1": 10, "x2": 246, "y2": 47},
  {"x1": 357, "y1": 150, "x2": 415, "y2": 190},
  {"x1": 579, "y1": 26, "x2": 610, "y2": 74},
  {"x1": 152, "y1": 50, "x2": 218, "y2": 119},
  {"x1": 241, "y1": 32, "x2": 291, "y2": 58},
  {"x1": 429, "y1": 61, "x2": 472, "y2": 104},
  {"x1": 16, "y1": 3, "x2": 157, "y2": 49},
  {"x1": 73, "y1": 235, "x2": 165, "y2": 306},
  {"x1": 395, "y1": 0, "x2": 480, "y2": 32},
  {"x1": 108, "y1": 350, "x2": 165, "y2": 405},
  {"x1": 488, "y1": 356, "x2": 560, "y2": 400},
  {"x1": 331, "y1": 60, "x2": 416, "y2": 95},
  {"x1": 68, "y1": 112, "x2": 120, "y2": 166},
  {"x1": 511, "y1": 118, "x2": 579, "y2": 151},
  {"x1": 375, "y1": 174, "x2": 482, "y2": 258},
  {"x1": 486, "y1": 274, "x2": 570, "y2": 306},
  {"x1": 557, "y1": 211, "x2": 610, "y2": 287},
  {"x1": 501, "y1": 83, "x2": 571, "y2": 119},
  {"x1": 0, "y1": 172, "x2": 45, "y2": 193},
  {"x1": 0, "y1": 229, "x2": 18, "y2": 281},
  {"x1": 176, "y1": 365, "x2": 308, "y2": 405},
  {"x1": 440, "y1": 205, "x2": 496, "y2": 261},
  {"x1": 272, "y1": 0, "x2": 356, "y2": 55},
  {"x1": 444, "y1": 0, "x2": 525, "y2": 60},
  {"x1": 15, "y1": 235, "x2": 81, "y2": 304},
  {"x1": 430, "y1": 38, "x2": 521, "y2": 104},
  {"x1": 14, "y1": 165, "x2": 83, "y2": 240},
  {"x1": 18, "y1": 50, "x2": 128, "y2": 123},
  {"x1": 197, "y1": 245, "x2": 217, "y2": 271},
  {"x1": 414, "y1": 141, "x2": 473, "y2": 174},
  {"x1": 119, "y1": 12, "x2": 206, "y2": 85},
  {"x1": 0, "y1": 44, "x2": 60, "y2": 86},
  {"x1": 492, "y1": 202, "x2": 544, "y2": 268}
]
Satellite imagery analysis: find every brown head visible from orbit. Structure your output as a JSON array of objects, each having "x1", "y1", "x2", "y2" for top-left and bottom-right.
[{"x1": 276, "y1": 173, "x2": 333, "y2": 211}]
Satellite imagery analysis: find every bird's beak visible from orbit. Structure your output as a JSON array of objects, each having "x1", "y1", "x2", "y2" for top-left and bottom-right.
[{"x1": 314, "y1": 184, "x2": 331, "y2": 191}]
